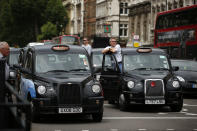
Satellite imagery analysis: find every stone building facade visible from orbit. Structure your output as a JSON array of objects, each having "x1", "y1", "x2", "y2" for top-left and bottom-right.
[{"x1": 128, "y1": 0, "x2": 197, "y2": 47}]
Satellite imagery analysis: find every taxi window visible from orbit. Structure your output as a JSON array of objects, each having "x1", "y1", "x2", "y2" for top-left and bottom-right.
[
  {"x1": 35, "y1": 53, "x2": 90, "y2": 73},
  {"x1": 171, "y1": 60, "x2": 197, "y2": 71},
  {"x1": 124, "y1": 54, "x2": 169, "y2": 71},
  {"x1": 103, "y1": 55, "x2": 117, "y2": 71},
  {"x1": 93, "y1": 54, "x2": 103, "y2": 67}
]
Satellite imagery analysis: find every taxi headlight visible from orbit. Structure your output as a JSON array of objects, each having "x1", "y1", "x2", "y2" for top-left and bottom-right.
[
  {"x1": 37, "y1": 85, "x2": 46, "y2": 95},
  {"x1": 177, "y1": 76, "x2": 185, "y2": 82},
  {"x1": 92, "y1": 85, "x2": 101, "y2": 93},
  {"x1": 127, "y1": 81, "x2": 135, "y2": 89},
  {"x1": 172, "y1": 81, "x2": 180, "y2": 88}
]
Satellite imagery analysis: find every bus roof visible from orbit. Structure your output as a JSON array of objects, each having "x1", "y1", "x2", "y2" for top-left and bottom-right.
[{"x1": 157, "y1": 4, "x2": 197, "y2": 16}]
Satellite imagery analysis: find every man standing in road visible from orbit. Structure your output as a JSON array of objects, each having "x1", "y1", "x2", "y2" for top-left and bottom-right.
[
  {"x1": 82, "y1": 37, "x2": 92, "y2": 55},
  {"x1": 102, "y1": 37, "x2": 122, "y2": 72},
  {"x1": 0, "y1": 41, "x2": 10, "y2": 80}
]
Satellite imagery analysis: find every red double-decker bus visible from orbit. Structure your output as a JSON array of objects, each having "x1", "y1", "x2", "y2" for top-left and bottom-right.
[
  {"x1": 52, "y1": 35, "x2": 80, "y2": 45},
  {"x1": 154, "y1": 4, "x2": 197, "y2": 59}
]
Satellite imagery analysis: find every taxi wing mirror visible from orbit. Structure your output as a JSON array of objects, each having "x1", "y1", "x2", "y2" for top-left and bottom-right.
[{"x1": 172, "y1": 66, "x2": 179, "y2": 71}]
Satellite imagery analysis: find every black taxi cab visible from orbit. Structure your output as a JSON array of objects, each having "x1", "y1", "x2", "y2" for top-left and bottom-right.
[
  {"x1": 100, "y1": 47, "x2": 183, "y2": 112},
  {"x1": 17, "y1": 44, "x2": 104, "y2": 122}
]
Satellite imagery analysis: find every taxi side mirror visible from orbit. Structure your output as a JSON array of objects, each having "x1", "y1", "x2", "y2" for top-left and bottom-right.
[{"x1": 172, "y1": 66, "x2": 179, "y2": 71}]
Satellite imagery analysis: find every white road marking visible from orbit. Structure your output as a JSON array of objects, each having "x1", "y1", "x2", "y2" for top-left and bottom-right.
[
  {"x1": 158, "y1": 112, "x2": 168, "y2": 115},
  {"x1": 182, "y1": 108, "x2": 188, "y2": 112},
  {"x1": 81, "y1": 130, "x2": 89, "y2": 131},
  {"x1": 184, "y1": 104, "x2": 197, "y2": 107},
  {"x1": 110, "y1": 129, "x2": 118, "y2": 131},
  {"x1": 185, "y1": 113, "x2": 197, "y2": 116},
  {"x1": 104, "y1": 104, "x2": 197, "y2": 107},
  {"x1": 166, "y1": 129, "x2": 175, "y2": 131},
  {"x1": 193, "y1": 129, "x2": 197, "y2": 130},
  {"x1": 103, "y1": 117, "x2": 197, "y2": 120},
  {"x1": 138, "y1": 129, "x2": 147, "y2": 131}
]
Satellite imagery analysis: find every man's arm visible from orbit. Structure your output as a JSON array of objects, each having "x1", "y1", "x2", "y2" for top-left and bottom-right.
[{"x1": 102, "y1": 47, "x2": 110, "y2": 54}]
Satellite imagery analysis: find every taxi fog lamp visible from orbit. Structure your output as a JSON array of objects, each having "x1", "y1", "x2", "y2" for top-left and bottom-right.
[
  {"x1": 127, "y1": 81, "x2": 135, "y2": 89},
  {"x1": 96, "y1": 100, "x2": 100, "y2": 104},
  {"x1": 177, "y1": 76, "x2": 185, "y2": 82},
  {"x1": 37, "y1": 85, "x2": 46, "y2": 95},
  {"x1": 92, "y1": 85, "x2": 101, "y2": 93},
  {"x1": 172, "y1": 81, "x2": 180, "y2": 88}
]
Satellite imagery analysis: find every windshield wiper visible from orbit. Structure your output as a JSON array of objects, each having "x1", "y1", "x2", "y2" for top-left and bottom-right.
[
  {"x1": 133, "y1": 68, "x2": 150, "y2": 70},
  {"x1": 46, "y1": 70, "x2": 69, "y2": 73},
  {"x1": 69, "y1": 69, "x2": 88, "y2": 71},
  {"x1": 153, "y1": 68, "x2": 169, "y2": 70}
]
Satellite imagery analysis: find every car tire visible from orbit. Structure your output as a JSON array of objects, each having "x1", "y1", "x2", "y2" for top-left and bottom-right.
[
  {"x1": 170, "y1": 97, "x2": 183, "y2": 112},
  {"x1": 119, "y1": 93, "x2": 128, "y2": 111},
  {"x1": 108, "y1": 100, "x2": 115, "y2": 104},
  {"x1": 92, "y1": 112, "x2": 103, "y2": 122},
  {"x1": 92, "y1": 108, "x2": 103, "y2": 122}
]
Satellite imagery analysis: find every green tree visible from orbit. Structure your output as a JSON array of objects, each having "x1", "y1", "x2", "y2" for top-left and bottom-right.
[
  {"x1": 0, "y1": 0, "x2": 68, "y2": 47},
  {"x1": 37, "y1": 22, "x2": 57, "y2": 41},
  {"x1": 45, "y1": 0, "x2": 68, "y2": 35}
]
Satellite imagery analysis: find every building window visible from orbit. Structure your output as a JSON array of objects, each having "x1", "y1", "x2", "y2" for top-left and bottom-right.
[
  {"x1": 120, "y1": 24, "x2": 128, "y2": 37},
  {"x1": 120, "y1": 2, "x2": 128, "y2": 15}
]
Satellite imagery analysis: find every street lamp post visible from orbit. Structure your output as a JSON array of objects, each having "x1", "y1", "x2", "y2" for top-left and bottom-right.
[{"x1": 119, "y1": 1, "x2": 121, "y2": 42}]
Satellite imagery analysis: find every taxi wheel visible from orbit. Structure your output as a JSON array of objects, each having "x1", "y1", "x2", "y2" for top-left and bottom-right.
[
  {"x1": 108, "y1": 100, "x2": 115, "y2": 104},
  {"x1": 92, "y1": 112, "x2": 103, "y2": 122},
  {"x1": 92, "y1": 108, "x2": 103, "y2": 122},
  {"x1": 170, "y1": 97, "x2": 183, "y2": 112},
  {"x1": 119, "y1": 94, "x2": 128, "y2": 111}
]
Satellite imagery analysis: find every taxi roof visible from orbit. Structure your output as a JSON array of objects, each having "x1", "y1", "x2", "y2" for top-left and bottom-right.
[
  {"x1": 28, "y1": 44, "x2": 87, "y2": 54},
  {"x1": 91, "y1": 48, "x2": 104, "y2": 53},
  {"x1": 121, "y1": 47, "x2": 166, "y2": 55}
]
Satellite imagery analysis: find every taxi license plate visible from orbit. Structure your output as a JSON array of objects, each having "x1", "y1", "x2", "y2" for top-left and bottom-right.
[
  {"x1": 192, "y1": 84, "x2": 197, "y2": 88},
  {"x1": 145, "y1": 99, "x2": 165, "y2": 104},
  {"x1": 58, "y1": 107, "x2": 82, "y2": 113}
]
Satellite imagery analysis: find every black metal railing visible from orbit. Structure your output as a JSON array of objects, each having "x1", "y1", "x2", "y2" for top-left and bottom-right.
[{"x1": 0, "y1": 58, "x2": 31, "y2": 131}]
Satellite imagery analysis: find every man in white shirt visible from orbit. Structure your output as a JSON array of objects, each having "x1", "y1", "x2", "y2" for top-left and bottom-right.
[
  {"x1": 0, "y1": 41, "x2": 10, "y2": 80},
  {"x1": 102, "y1": 37, "x2": 122, "y2": 72},
  {"x1": 82, "y1": 37, "x2": 92, "y2": 55}
]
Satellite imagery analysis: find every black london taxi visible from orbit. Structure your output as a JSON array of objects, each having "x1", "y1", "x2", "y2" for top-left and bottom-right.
[
  {"x1": 17, "y1": 44, "x2": 104, "y2": 122},
  {"x1": 100, "y1": 47, "x2": 183, "y2": 112},
  {"x1": 171, "y1": 59, "x2": 197, "y2": 95}
]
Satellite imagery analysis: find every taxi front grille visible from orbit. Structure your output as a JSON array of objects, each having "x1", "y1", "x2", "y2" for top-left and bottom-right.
[
  {"x1": 58, "y1": 84, "x2": 81, "y2": 105},
  {"x1": 145, "y1": 79, "x2": 164, "y2": 98}
]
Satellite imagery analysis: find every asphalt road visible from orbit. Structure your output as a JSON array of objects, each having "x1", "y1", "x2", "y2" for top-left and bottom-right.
[{"x1": 31, "y1": 97, "x2": 197, "y2": 131}]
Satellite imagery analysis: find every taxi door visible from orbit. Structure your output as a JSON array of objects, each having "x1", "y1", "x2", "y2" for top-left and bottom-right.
[{"x1": 99, "y1": 54, "x2": 121, "y2": 102}]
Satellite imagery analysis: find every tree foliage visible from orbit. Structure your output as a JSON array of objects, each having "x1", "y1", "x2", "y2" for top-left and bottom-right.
[
  {"x1": 37, "y1": 22, "x2": 57, "y2": 41},
  {"x1": 0, "y1": 0, "x2": 68, "y2": 47}
]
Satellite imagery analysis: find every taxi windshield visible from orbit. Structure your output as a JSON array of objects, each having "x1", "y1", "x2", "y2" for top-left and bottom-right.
[
  {"x1": 9, "y1": 53, "x2": 20, "y2": 65},
  {"x1": 35, "y1": 53, "x2": 90, "y2": 73},
  {"x1": 171, "y1": 60, "x2": 197, "y2": 71},
  {"x1": 92, "y1": 53, "x2": 103, "y2": 67},
  {"x1": 124, "y1": 54, "x2": 169, "y2": 72}
]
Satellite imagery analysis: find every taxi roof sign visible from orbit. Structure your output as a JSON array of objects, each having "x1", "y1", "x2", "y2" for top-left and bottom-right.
[
  {"x1": 137, "y1": 48, "x2": 152, "y2": 53},
  {"x1": 52, "y1": 45, "x2": 69, "y2": 51}
]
